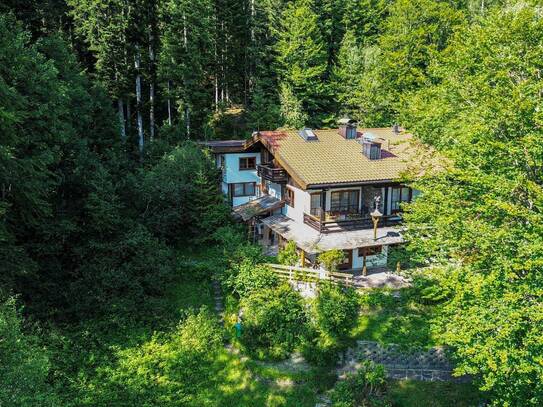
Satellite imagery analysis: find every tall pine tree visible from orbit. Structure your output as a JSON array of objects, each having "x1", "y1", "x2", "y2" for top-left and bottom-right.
[{"x1": 276, "y1": 0, "x2": 329, "y2": 126}]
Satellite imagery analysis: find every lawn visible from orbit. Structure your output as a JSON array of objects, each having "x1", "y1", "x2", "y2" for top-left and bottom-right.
[
  {"x1": 353, "y1": 288, "x2": 441, "y2": 350},
  {"x1": 390, "y1": 380, "x2": 483, "y2": 406}
]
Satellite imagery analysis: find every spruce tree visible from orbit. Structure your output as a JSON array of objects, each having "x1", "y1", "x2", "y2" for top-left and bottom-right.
[
  {"x1": 159, "y1": 0, "x2": 214, "y2": 137},
  {"x1": 275, "y1": 0, "x2": 329, "y2": 126}
]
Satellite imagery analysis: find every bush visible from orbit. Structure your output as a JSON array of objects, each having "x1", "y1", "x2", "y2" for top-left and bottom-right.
[
  {"x1": 240, "y1": 284, "x2": 308, "y2": 359},
  {"x1": 410, "y1": 270, "x2": 452, "y2": 305},
  {"x1": 226, "y1": 260, "x2": 279, "y2": 298},
  {"x1": 278, "y1": 240, "x2": 299, "y2": 266},
  {"x1": 102, "y1": 308, "x2": 222, "y2": 406},
  {"x1": 0, "y1": 297, "x2": 57, "y2": 406},
  {"x1": 314, "y1": 284, "x2": 360, "y2": 341},
  {"x1": 318, "y1": 250, "x2": 346, "y2": 272},
  {"x1": 300, "y1": 329, "x2": 342, "y2": 367},
  {"x1": 329, "y1": 362, "x2": 391, "y2": 407}
]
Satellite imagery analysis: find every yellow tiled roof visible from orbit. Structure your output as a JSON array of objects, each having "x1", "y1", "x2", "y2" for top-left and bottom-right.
[{"x1": 259, "y1": 128, "x2": 424, "y2": 188}]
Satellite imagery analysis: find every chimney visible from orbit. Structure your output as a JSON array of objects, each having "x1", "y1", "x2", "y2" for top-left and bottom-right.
[
  {"x1": 392, "y1": 124, "x2": 401, "y2": 135},
  {"x1": 338, "y1": 117, "x2": 358, "y2": 139}
]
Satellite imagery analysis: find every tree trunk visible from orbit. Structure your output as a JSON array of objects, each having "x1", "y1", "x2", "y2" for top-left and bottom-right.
[
  {"x1": 183, "y1": 11, "x2": 190, "y2": 136},
  {"x1": 167, "y1": 80, "x2": 173, "y2": 126},
  {"x1": 185, "y1": 106, "x2": 190, "y2": 137},
  {"x1": 126, "y1": 98, "x2": 131, "y2": 133},
  {"x1": 135, "y1": 45, "x2": 144, "y2": 155},
  {"x1": 148, "y1": 11, "x2": 156, "y2": 142},
  {"x1": 149, "y1": 34, "x2": 155, "y2": 142},
  {"x1": 118, "y1": 98, "x2": 126, "y2": 141}
]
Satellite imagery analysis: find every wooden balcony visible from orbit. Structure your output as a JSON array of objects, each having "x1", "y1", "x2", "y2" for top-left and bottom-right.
[
  {"x1": 303, "y1": 211, "x2": 401, "y2": 234},
  {"x1": 257, "y1": 163, "x2": 288, "y2": 183}
]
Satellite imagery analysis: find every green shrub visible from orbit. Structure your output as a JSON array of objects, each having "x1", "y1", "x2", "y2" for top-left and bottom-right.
[
  {"x1": 329, "y1": 362, "x2": 391, "y2": 407},
  {"x1": 0, "y1": 297, "x2": 57, "y2": 406},
  {"x1": 278, "y1": 240, "x2": 299, "y2": 266},
  {"x1": 102, "y1": 308, "x2": 222, "y2": 405},
  {"x1": 314, "y1": 284, "x2": 359, "y2": 341},
  {"x1": 300, "y1": 329, "x2": 341, "y2": 367},
  {"x1": 226, "y1": 260, "x2": 279, "y2": 298},
  {"x1": 318, "y1": 250, "x2": 346, "y2": 272},
  {"x1": 240, "y1": 284, "x2": 308, "y2": 359},
  {"x1": 410, "y1": 271, "x2": 452, "y2": 305}
]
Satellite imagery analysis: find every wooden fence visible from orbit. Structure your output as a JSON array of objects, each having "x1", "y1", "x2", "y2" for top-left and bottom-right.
[{"x1": 266, "y1": 263, "x2": 354, "y2": 287}]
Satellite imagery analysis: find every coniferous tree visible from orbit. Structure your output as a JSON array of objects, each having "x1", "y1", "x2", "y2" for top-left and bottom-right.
[
  {"x1": 332, "y1": 29, "x2": 365, "y2": 120},
  {"x1": 159, "y1": 0, "x2": 215, "y2": 138},
  {"x1": 276, "y1": 0, "x2": 329, "y2": 126}
]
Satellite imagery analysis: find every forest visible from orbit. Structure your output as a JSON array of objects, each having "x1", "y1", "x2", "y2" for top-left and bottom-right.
[{"x1": 1, "y1": 0, "x2": 542, "y2": 406}]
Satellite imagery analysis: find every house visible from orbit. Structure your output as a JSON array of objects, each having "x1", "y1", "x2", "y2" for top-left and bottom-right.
[{"x1": 204, "y1": 119, "x2": 423, "y2": 272}]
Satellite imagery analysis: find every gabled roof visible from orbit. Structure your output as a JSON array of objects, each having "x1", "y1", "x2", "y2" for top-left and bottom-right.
[{"x1": 256, "y1": 128, "x2": 423, "y2": 189}]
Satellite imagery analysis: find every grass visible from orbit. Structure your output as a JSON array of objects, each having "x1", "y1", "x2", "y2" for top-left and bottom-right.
[
  {"x1": 353, "y1": 288, "x2": 440, "y2": 350},
  {"x1": 46, "y1": 249, "x2": 481, "y2": 406},
  {"x1": 389, "y1": 380, "x2": 484, "y2": 406},
  {"x1": 47, "y1": 256, "x2": 323, "y2": 407}
]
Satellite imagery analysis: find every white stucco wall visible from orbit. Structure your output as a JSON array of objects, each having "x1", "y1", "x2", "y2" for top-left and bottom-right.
[
  {"x1": 352, "y1": 245, "x2": 388, "y2": 269},
  {"x1": 284, "y1": 185, "x2": 311, "y2": 224}
]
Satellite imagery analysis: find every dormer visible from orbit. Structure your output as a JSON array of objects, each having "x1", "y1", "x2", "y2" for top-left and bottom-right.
[
  {"x1": 338, "y1": 117, "x2": 358, "y2": 140},
  {"x1": 361, "y1": 132, "x2": 382, "y2": 160},
  {"x1": 299, "y1": 127, "x2": 318, "y2": 141}
]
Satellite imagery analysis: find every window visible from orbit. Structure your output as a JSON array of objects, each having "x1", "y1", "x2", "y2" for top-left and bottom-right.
[
  {"x1": 285, "y1": 187, "x2": 295, "y2": 208},
  {"x1": 391, "y1": 187, "x2": 411, "y2": 214},
  {"x1": 232, "y1": 182, "x2": 256, "y2": 197},
  {"x1": 330, "y1": 190, "x2": 359, "y2": 213},
  {"x1": 310, "y1": 193, "x2": 322, "y2": 216},
  {"x1": 358, "y1": 246, "x2": 382, "y2": 257},
  {"x1": 239, "y1": 156, "x2": 256, "y2": 170}
]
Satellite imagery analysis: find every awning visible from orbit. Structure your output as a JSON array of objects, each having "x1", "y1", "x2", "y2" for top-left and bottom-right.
[
  {"x1": 232, "y1": 195, "x2": 284, "y2": 221},
  {"x1": 260, "y1": 214, "x2": 404, "y2": 253}
]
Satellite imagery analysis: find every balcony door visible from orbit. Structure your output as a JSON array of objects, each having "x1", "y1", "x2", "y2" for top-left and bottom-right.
[
  {"x1": 330, "y1": 190, "x2": 359, "y2": 214},
  {"x1": 310, "y1": 193, "x2": 322, "y2": 217}
]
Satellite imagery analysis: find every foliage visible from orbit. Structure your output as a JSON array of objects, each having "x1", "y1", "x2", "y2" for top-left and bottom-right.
[
  {"x1": 0, "y1": 297, "x2": 56, "y2": 406},
  {"x1": 300, "y1": 328, "x2": 343, "y2": 367},
  {"x1": 389, "y1": 380, "x2": 483, "y2": 407},
  {"x1": 226, "y1": 260, "x2": 279, "y2": 298},
  {"x1": 278, "y1": 240, "x2": 299, "y2": 266},
  {"x1": 329, "y1": 361, "x2": 391, "y2": 407},
  {"x1": 318, "y1": 249, "x2": 346, "y2": 272},
  {"x1": 240, "y1": 284, "x2": 308, "y2": 359},
  {"x1": 276, "y1": 0, "x2": 329, "y2": 126},
  {"x1": 279, "y1": 82, "x2": 309, "y2": 129},
  {"x1": 136, "y1": 142, "x2": 227, "y2": 244},
  {"x1": 355, "y1": 289, "x2": 439, "y2": 350},
  {"x1": 101, "y1": 308, "x2": 222, "y2": 405},
  {"x1": 400, "y1": 3, "x2": 543, "y2": 404},
  {"x1": 314, "y1": 284, "x2": 359, "y2": 341}
]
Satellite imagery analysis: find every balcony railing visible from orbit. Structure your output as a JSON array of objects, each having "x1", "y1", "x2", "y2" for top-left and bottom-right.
[
  {"x1": 257, "y1": 163, "x2": 288, "y2": 183},
  {"x1": 303, "y1": 210, "x2": 401, "y2": 234}
]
